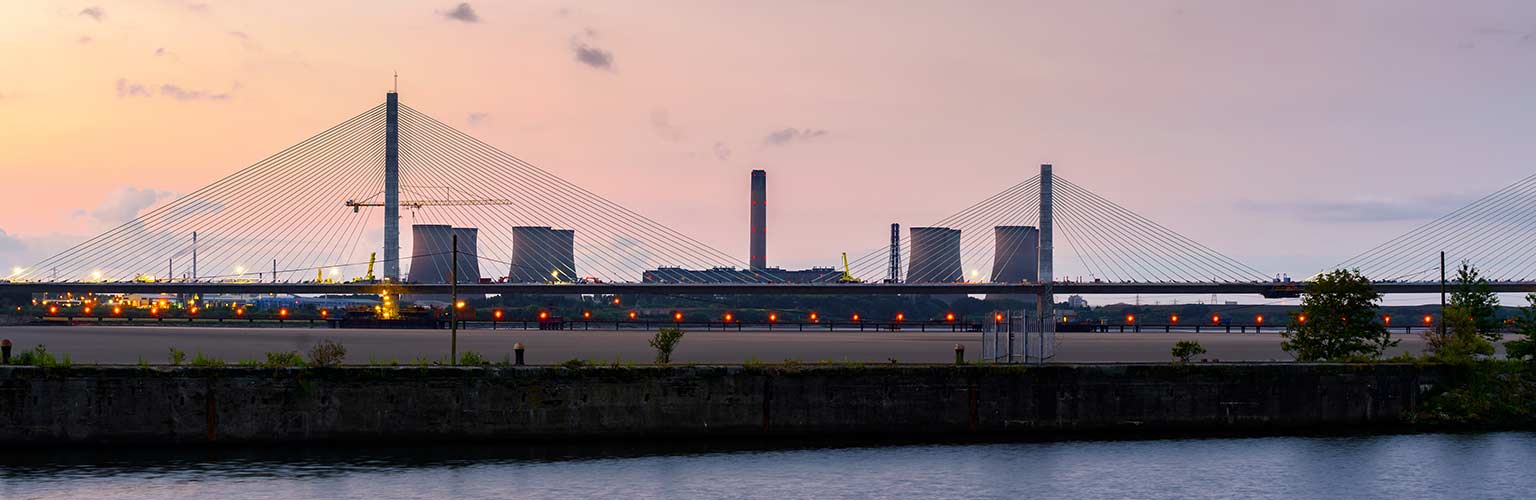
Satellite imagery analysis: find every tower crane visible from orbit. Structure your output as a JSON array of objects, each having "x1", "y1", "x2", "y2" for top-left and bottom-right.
[{"x1": 345, "y1": 199, "x2": 515, "y2": 212}]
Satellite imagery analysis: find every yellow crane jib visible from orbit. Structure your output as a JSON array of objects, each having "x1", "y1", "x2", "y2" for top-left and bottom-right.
[{"x1": 838, "y1": 252, "x2": 862, "y2": 283}]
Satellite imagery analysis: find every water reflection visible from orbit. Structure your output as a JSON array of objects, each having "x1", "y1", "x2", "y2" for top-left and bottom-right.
[{"x1": 2, "y1": 433, "x2": 1533, "y2": 499}]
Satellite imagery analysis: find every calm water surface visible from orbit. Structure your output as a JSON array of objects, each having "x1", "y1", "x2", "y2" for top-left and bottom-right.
[{"x1": 3, "y1": 432, "x2": 1534, "y2": 499}]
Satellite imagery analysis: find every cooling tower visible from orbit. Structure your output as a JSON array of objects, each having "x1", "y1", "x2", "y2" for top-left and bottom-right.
[
  {"x1": 408, "y1": 224, "x2": 481, "y2": 284},
  {"x1": 750, "y1": 169, "x2": 766, "y2": 270},
  {"x1": 990, "y1": 226, "x2": 1039, "y2": 283},
  {"x1": 452, "y1": 227, "x2": 480, "y2": 283},
  {"x1": 407, "y1": 224, "x2": 454, "y2": 284},
  {"x1": 987, "y1": 225, "x2": 1039, "y2": 303},
  {"x1": 907, "y1": 227, "x2": 962, "y2": 284},
  {"x1": 508, "y1": 226, "x2": 577, "y2": 283}
]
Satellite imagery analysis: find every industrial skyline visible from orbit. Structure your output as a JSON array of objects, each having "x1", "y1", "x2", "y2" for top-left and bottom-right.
[{"x1": 3, "y1": 2, "x2": 1536, "y2": 279}]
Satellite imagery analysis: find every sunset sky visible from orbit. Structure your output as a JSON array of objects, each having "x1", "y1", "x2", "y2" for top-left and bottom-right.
[{"x1": 3, "y1": 0, "x2": 1535, "y2": 292}]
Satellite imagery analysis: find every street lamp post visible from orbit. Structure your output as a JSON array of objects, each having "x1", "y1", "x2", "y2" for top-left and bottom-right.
[{"x1": 451, "y1": 233, "x2": 458, "y2": 365}]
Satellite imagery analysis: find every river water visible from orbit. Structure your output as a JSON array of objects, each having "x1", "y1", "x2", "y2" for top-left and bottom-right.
[{"x1": 3, "y1": 432, "x2": 1534, "y2": 499}]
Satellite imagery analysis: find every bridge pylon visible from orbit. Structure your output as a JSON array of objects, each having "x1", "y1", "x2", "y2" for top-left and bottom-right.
[{"x1": 1039, "y1": 164, "x2": 1054, "y2": 334}]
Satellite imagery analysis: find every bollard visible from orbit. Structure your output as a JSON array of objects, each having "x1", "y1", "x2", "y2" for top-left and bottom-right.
[
  {"x1": 513, "y1": 342, "x2": 525, "y2": 366},
  {"x1": 1, "y1": 339, "x2": 9, "y2": 364},
  {"x1": 954, "y1": 343, "x2": 965, "y2": 365}
]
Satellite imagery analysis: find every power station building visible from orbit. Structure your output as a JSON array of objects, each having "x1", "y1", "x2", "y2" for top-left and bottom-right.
[
  {"x1": 407, "y1": 224, "x2": 480, "y2": 284},
  {"x1": 906, "y1": 227, "x2": 962, "y2": 283},
  {"x1": 507, "y1": 226, "x2": 577, "y2": 283}
]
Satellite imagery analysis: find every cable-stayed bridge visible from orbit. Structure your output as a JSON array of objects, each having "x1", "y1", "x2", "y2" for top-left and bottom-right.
[{"x1": 5, "y1": 92, "x2": 1536, "y2": 304}]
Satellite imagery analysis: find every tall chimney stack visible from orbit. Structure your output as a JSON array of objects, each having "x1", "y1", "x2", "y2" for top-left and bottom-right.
[{"x1": 750, "y1": 169, "x2": 767, "y2": 270}]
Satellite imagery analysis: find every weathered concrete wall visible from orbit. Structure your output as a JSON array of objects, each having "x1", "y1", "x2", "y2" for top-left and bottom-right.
[{"x1": 0, "y1": 364, "x2": 1448, "y2": 445}]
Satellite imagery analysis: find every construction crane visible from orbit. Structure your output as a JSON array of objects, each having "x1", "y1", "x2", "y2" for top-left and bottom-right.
[
  {"x1": 349, "y1": 252, "x2": 376, "y2": 283},
  {"x1": 345, "y1": 199, "x2": 515, "y2": 212},
  {"x1": 838, "y1": 252, "x2": 862, "y2": 283}
]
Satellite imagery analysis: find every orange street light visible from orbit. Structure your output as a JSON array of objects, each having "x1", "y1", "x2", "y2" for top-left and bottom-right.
[
  {"x1": 493, "y1": 309, "x2": 504, "y2": 320},
  {"x1": 1125, "y1": 314, "x2": 1135, "y2": 324},
  {"x1": 1211, "y1": 314, "x2": 1220, "y2": 324},
  {"x1": 538, "y1": 311, "x2": 549, "y2": 320},
  {"x1": 809, "y1": 312, "x2": 819, "y2": 323},
  {"x1": 1423, "y1": 315, "x2": 1433, "y2": 325},
  {"x1": 945, "y1": 312, "x2": 956, "y2": 322},
  {"x1": 768, "y1": 312, "x2": 778, "y2": 323},
  {"x1": 1383, "y1": 314, "x2": 1391, "y2": 325},
  {"x1": 1171, "y1": 314, "x2": 1180, "y2": 323},
  {"x1": 628, "y1": 310, "x2": 637, "y2": 320},
  {"x1": 673, "y1": 311, "x2": 683, "y2": 322},
  {"x1": 583, "y1": 310, "x2": 592, "y2": 319},
  {"x1": 723, "y1": 312, "x2": 733, "y2": 322},
  {"x1": 1256, "y1": 315, "x2": 1264, "y2": 324},
  {"x1": 851, "y1": 313, "x2": 861, "y2": 321},
  {"x1": 896, "y1": 312, "x2": 906, "y2": 322},
  {"x1": 279, "y1": 308, "x2": 289, "y2": 318}
]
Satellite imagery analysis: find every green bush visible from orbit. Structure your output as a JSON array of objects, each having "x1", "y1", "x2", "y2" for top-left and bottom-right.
[
  {"x1": 263, "y1": 351, "x2": 305, "y2": 368},
  {"x1": 1172, "y1": 340, "x2": 1207, "y2": 363},
  {"x1": 649, "y1": 327, "x2": 685, "y2": 364},
  {"x1": 559, "y1": 358, "x2": 588, "y2": 370},
  {"x1": 1506, "y1": 293, "x2": 1536, "y2": 361},
  {"x1": 458, "y1": 351, "x2": 488, "y2": 365},
  {"x1": 168, "y1": 347, "x2": 187, "y2": 366},
  {"x1": 306, "y1": 340, "x2": 346, "y2": 366},
  {"x1": 190, "y1": 351, "x2": 225, "y2": 367},
  {"x1": 14, "y1": 345, "x2": 66, "y2": 367},
  {"x1": 1423, "y1": 307, "x2": 1495, "y2": 363}
]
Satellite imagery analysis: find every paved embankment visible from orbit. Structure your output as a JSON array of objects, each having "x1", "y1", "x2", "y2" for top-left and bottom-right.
[
  {"x1": 0, "y1": 325, "x2": 1447, "y2": 363},
  {"x1": 0, "y1": 364, "x2": 1449, "y2": 445}
]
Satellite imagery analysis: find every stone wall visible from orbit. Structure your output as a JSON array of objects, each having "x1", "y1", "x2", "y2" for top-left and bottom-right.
[{"x1": 0, "y1": 364, "x2": 1448, "y2": 445}]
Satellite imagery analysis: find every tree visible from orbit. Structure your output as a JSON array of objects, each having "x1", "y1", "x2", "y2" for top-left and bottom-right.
[
  {"x1": 1506, "y1": 293, "x2": 1536, "y2": 361},
  {"x1": 1283, "y1": 269, "x2": 1398, "y2": 361},
  {"x1": 648, "y1": 327, "x2": 685, "y2": 364},
  {"x1": 1448, "y1": 261, "x2": 1501, "y2": 343},
  {"x1": 1171, "y1": 340, "x2": 1206, "y2": 364},
  {"x1": 1423, "y1": 304, "x2": 1494, "y2": 361}
]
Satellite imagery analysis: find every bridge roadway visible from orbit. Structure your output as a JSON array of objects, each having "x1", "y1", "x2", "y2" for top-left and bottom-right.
[{"x1": 2, "y1": 281, "x2": 1532, "y2": 295}]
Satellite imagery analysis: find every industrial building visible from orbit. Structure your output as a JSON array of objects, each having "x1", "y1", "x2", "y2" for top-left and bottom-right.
[
  {"x1": 508, "y1": 226, "x2": 577, "y2": 283},
  {"x1": 906, "y1": 227, "x2": 962, "y2": 283}
]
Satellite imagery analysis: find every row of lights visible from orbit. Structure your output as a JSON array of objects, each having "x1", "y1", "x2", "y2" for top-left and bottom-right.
[
  {"x1": 1120, "y1": 313, "x2": 1436, "y2": 325},
  {"x1": 498, "y1": 309, "x2": 965, "y2": 323},
  {"x1": 46, "y1": 305, "x2": 258, "y2": 317}
]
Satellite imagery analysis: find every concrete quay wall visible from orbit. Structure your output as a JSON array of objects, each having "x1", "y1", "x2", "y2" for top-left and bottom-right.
[{"x1": 0, "y1": 364, "x2": 1446, "y2": 445}]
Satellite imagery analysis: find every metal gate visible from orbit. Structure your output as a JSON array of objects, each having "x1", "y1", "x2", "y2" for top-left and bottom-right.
[{"x1": 981, "y1": 310, "x2": 1054, "y2": 364}]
